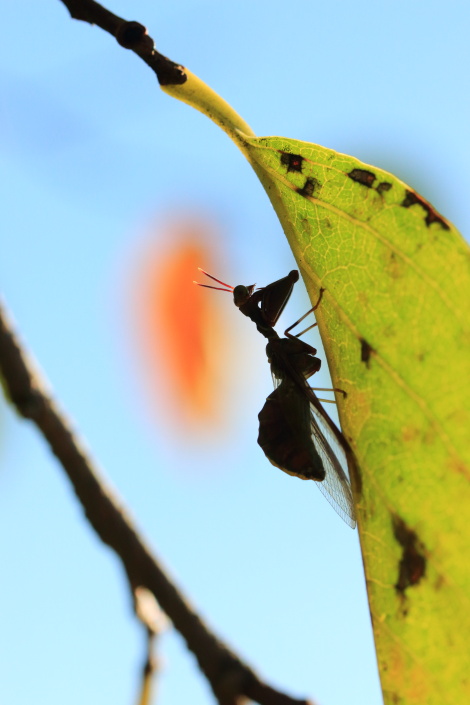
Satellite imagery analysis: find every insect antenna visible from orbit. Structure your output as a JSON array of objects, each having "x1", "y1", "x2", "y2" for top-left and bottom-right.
[{"x1": 193, "y1": 268, "x2": 234, "y2": 292}]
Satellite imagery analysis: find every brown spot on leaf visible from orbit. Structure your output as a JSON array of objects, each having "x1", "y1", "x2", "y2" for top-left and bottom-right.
[
  {"x1": 392, "y1": 514, "x2": 427, "y2": 595},
  {"x1": 300, "y1": 218, "x2": 312, "y2": 237},
  {"x1": 402, "y1": 425, "x2": 420, "y2": 443},
  {"x1": 360, "y1": 338, "x2": 375, "y2": 367},
  {"x1": 296, "y1": 177, "x2": 319, "y2": 198},
  {"x1": 401, "y1": 190, "x2": 450, "y2": 230},
  {"x1": 348, "y1": 168, "x2": 376, "y2": 188},
  {"x1": 349, "y1": 454, "x2": 363, "y2": 497},
  {"x1": 376, "y1": 181, "x2": 392, "y2": 194},
  {"x1": 280, "y1": 152, "x2": 304, "y2": 173},
  {"x1": 386, "y1": 251, "x2": 403, "y2": 280}
]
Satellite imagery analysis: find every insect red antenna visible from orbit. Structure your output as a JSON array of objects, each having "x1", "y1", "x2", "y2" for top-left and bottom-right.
[
  {"x1": 194, "y1": 268, "x2": 234, "y2": 291},
  {"x1": 193, "y1": 282, "x2": 233, "y2": 291}
]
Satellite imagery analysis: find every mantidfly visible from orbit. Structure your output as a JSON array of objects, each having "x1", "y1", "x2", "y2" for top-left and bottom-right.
[{"x1": 195, "y1": 268, "x2": 356, "y2": 528}]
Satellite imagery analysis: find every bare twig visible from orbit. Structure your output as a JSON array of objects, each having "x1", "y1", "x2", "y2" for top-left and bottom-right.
[
  {"x1": 0, "y1": 298, "x2": 314, "y2": 704},
  {"x1": 58, "y1": 0, "x2": 186, "y2": 85}
]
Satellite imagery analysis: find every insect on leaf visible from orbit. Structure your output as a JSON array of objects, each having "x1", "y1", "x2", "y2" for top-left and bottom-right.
[{"x1": 161, "y1": 66, "x2": 470, "y2": 705}]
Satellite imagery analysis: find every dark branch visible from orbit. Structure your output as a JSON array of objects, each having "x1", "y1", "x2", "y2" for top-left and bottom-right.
[
  {"x1": 58, "y1": 0, "x2": 186, "y2": 85},
  {"x1": 0, "y1": 298, "x2": 314, "y2": 704}
]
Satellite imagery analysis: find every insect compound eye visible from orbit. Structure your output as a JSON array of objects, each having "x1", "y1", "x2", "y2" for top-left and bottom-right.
[{"x1": 233, "y1": 285, "x2": 251, "y2": 307}]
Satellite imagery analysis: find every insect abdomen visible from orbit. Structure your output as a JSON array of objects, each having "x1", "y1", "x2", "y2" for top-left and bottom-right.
[{"x1": 257, "y1": 383, "x2": 325, "y2": 482}]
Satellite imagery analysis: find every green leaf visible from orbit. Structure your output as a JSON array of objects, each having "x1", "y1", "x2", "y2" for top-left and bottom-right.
[{"x1": 161, "y1": 69, "x2": 470, "y2": 705}]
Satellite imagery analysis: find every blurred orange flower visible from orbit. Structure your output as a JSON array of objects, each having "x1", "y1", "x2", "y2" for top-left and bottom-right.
[{"x1": 130, "y1": 214, "x2": 234, "y2": 436}]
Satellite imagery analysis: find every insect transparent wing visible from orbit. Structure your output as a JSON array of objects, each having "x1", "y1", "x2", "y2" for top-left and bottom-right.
[
  {"x1": 308, "y1": 402, "x2": 356, "y2": 528},
  {"x1": 271, "y1": 363, "x2": 356, "y2": 527},
  {"x1": 271, "y1": 368, "x2": 283, "y2": 389}
]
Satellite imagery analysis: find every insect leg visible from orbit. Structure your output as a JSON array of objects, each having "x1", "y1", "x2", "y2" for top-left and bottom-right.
[
  {"x1": 284, "y1": 288, "x2": 324, "y2": 339},
  {"x1": 284, "y1": 286, "x2": 348, "y2": 398},
  {"x1": 311, "y1": 386, "x2": 347, "y2": 398}
]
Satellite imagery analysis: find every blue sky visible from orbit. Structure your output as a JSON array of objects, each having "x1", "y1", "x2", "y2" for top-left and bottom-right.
[{"x1": 1, "y1": 2, "x2": 468, "y2": 704}]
